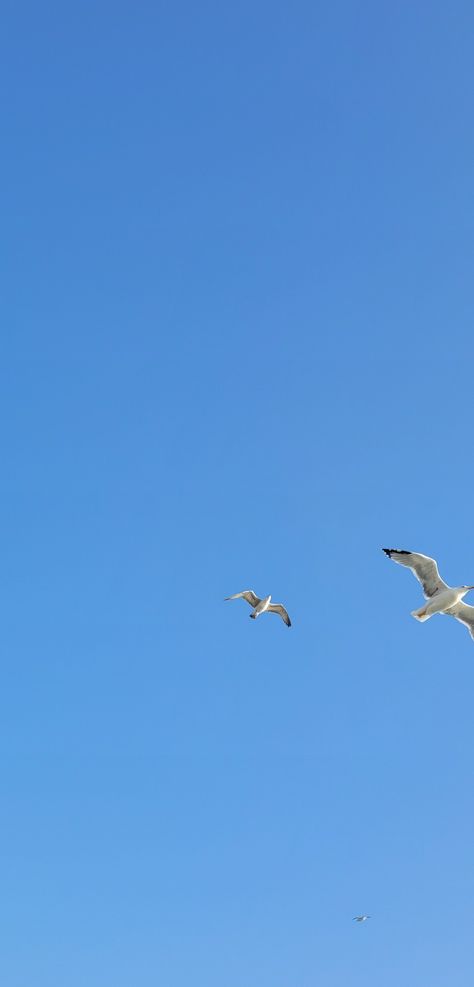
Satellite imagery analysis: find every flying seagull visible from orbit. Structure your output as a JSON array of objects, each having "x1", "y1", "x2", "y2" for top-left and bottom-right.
[
  {"x1": 224, "y1": 590, "x2": 291, "y2": 627},
  {"x1": 353, "y1": 915, "x2": 370, "y2": 923},
  {"x1": 383, "y1": 549, "x2": 474, "y2": 639}
]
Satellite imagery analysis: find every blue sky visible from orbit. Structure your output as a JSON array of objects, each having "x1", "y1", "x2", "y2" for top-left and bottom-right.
[{"x1": 2, "y1": 1, "x2": 474, "y2": 983}]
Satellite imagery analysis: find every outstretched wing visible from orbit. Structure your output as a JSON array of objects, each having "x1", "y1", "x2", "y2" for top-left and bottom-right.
[
  {"x1": 445, "y1": 602, "x2": 474, "y2": 640},
  {"x1": 383, "y1": 549, "x2": 448, "y2": 599},
  {"x1": 267, "y1": 603, "x2": 291, "y2": 627},
  {"x1": 224, "y1": 590, "x2": 261, "y2": 608}
]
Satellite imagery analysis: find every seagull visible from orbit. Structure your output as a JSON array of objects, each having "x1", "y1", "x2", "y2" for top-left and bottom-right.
[
  {"x1": 383, "y1": 549, "x2": 474, "y2": 639},
  {"x1": 353, "y1": 915, "x2": 370, "y2": 923},
  {"x1": 224, "y1": 590, "x2": 291, "y2": 627}
]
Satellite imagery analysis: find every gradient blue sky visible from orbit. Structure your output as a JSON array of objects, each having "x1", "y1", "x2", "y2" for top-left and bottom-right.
[{"x1": 2, "y1": 2, "x2": 474, "y2": 984}]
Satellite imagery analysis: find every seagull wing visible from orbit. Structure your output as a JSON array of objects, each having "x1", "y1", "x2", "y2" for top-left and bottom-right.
[
  {"x1": 267, "y1": 603, "x2": 291, "y2": 627},
  {"x1": 224, "y1": 590, "x2": 261, "y2": 608},
  {"x1": 383, "y1": 549, "x2": 449, "y2": 599},
  {"x1": 445, "y1": 602, "x2": 474, "y2": 640}
]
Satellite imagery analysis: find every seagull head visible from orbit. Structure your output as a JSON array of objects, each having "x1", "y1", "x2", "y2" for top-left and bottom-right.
[{"x1": 461, "y1": 585, "x2": 474, "y2": 592}]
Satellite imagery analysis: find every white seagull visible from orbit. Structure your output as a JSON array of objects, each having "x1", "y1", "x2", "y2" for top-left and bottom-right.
[
  {"x1": 353, "y1": 915, "x2": 370, "y2": 923},
  {"x1": 224, "y1": 590, "x2": 291, "y2": 627},
  {"x1": 383, "y1": 549, "x2": 474, "y2": 639}
]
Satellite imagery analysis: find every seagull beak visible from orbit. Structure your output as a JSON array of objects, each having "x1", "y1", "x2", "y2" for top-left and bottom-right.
[{"x1": 467, "y1": 586, "x2": 474, "y2": 591}]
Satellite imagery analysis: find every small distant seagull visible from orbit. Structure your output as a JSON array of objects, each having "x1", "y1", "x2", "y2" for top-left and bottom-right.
[
  {"x1": 383, "y1": 549, "x2": 474, "y2": 639},
  {"x1": 224, "y1": 590, "x2": 291, "y2": 627},
  {"x1": 353, "y1": 915, "x2": 370, "y2": 923}
]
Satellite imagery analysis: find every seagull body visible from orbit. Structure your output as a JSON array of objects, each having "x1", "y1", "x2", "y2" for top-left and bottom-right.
[
  {"x1": 383, "y1": 549, "x2": 474, "y2": 639},
  {"x1": 353, "y1": 915, "x2": 370, "y2": 923},
  {"x1": 224, "y1": 590, "x2": 291, "y2": 627}
]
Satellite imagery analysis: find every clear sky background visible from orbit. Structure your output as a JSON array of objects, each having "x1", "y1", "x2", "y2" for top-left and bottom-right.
[{"x1": 2, "y1": 1, "x2": 474, "y2": 984}]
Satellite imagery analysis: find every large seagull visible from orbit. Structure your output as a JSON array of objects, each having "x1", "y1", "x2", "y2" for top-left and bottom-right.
[
  {"x1": 383, "y1": 549, "x2": 474, "y2": 639},
  {"x1": 224, "y1": 590, "x2": 291, "y2": 627}
]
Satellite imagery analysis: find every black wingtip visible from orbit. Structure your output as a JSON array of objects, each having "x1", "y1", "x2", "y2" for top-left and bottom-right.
[{"x1": 383, "y1": 547, "x2": 411, "y2": 557}]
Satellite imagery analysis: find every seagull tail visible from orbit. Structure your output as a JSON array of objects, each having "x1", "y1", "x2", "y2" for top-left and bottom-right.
[{"x1": 411, "y1": 606, "x2": 431, "y2": 622}]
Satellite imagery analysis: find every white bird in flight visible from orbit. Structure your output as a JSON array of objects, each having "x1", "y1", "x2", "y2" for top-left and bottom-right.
[
  {"x1": 383, "y1": 549, "x2": 474, "y2": 639},
  {"x1": 224, "y1": 590, "x2": 291, "y2": 627},
  {"x1": 353, "y1": 915, "x2": 370, "y2": 923}
]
